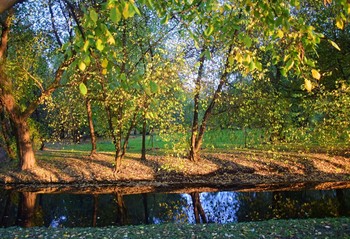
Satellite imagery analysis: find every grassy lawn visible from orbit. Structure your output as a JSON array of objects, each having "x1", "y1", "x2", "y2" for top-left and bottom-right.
[
  {"x1": 48, "y1": 129, "x2": 349, "y2": 155},
  {"x1": 0, "y1": 217, "x2": 349, "y2": 239}
]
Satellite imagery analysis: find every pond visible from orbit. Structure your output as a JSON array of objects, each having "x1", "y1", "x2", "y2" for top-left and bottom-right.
[{"x1": 0, "y1": 186, "x2": 349, "y2": 228}]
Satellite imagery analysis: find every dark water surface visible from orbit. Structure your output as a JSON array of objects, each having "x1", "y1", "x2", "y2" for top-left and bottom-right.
[{"x1": 0, "y1": 187, "x2": 349, "y2": 228}]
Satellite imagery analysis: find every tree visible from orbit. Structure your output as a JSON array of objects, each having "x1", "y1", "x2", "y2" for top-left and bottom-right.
[{"x1": 0, "y1": 2, "x2": 74, "y2": 170}]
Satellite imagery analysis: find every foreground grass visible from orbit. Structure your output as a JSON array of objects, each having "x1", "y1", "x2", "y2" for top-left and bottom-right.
[{"x1": 1, "y1": 218, "x2": 349, "y2": 239}]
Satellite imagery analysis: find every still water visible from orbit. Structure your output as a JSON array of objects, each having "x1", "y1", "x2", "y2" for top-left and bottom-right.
[{"x1": 0, "y1": 187, "x2": 349, "y2": 228}]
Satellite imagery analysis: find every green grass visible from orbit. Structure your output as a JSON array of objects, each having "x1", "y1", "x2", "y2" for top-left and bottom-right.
[
  {"x1": 46, "y1": 128, "x2": 349, "y2": 155},
  {"x1": 0, "y1": 217, "x2": 349, "y2": 239}
]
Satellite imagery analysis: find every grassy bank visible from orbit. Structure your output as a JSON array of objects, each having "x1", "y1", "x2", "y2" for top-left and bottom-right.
[{"x1": 0, "y1": 217, "x2": 349, "y2": 239}]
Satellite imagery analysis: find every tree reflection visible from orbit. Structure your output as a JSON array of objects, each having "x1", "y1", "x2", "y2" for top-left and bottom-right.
[
  {"x1": 115, "y1": 193, "x2": 127, "y2": 225},
  {"x1": 142, "y1": 193, "x2": 149, "y2": 224},
  {"x1": 190, "y1": 192, "x2": 207, "y2": 223},
  {"x1": 92, "y1": 194, "x2": 98, "y2": 227},
  {"x1": 16, "y1": 192, "x2": 43, "y2": 227},
  {"x1": 0, "y1": 189, "x2": 16, "y2": 226}
]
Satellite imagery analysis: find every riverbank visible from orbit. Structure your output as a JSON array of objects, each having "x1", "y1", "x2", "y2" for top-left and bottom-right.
[
  {"x1": 1, "y1": 149, "x2": 350, "y2": 190},
  {"x1": 0, "y1": 217, "x2": 349, "y2": 238}
]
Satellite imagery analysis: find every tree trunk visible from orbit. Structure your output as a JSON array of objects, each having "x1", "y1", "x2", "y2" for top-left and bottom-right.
[
  {"x1": 189, "y1": 43, "x2": 234, "y2": 162},
  {"x1": 0, "y1": 107, "x2": 15, "y2": 159},
  {"x1": 189, "y1": 48, "x2": 206, "y2": 162},
  {"x1": 141, "y1": 115, "x2": 147, "y2": 161},
  {"x1": 15, "y1": 118, "x2": 36, "y2": 170},
  {"x1": 85, "y1": 98, "x2": 97, "y2": 156}
]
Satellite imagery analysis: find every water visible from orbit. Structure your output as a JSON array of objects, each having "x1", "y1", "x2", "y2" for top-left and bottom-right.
[{"x1": 0, "y1": 187, "x2": 349, "y2": 228}]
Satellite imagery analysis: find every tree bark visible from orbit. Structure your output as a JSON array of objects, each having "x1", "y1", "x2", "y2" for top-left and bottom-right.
[
  {"x1": 15, "y1": 118, "x2": 36, "y2": 170},
  {"x1": 189, "y1": 43, "x2": 234, "y2": 162},
  {"x1": 85, "y1": 98, "x2": 97, "y2": 156},
  {"x1": 141, "y1": 113, "x2": 147, "y2": 161},
  {"x1": 0, "y1": 0, "x2": 23, "y2": 14},
  {"x1": 189, "y1": 48, "x2": 206, "y2": 162},
  {"x1": 0, "y1": 105, "x2": 15, "y2": 159}
]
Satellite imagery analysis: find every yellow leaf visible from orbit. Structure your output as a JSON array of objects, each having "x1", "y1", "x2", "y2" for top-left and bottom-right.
[
  {"x1": 102, "y1": 69, "x2": 107, "y2": 75},
  {"x1": 101, "y1": 58, "x2": 108, "y2": 68},
  {"x1": 336, "y1": 18, "x2": 344, "y2": 30},
  {"x1": 277, "y1": 29, "x2": 284, "y2": 38},
  {"x1": 311, "y1": 69, "x2": 321, "y2": 80},
  {"x1": 328, "y1": 40, "x2": 341, "y2": 51},
  {"x1": 304, "y1": 79, "x2": 313, "y2": 92},
  {"x1": 123, "y1": 2, "x2": 129, "y2": 19},
  {"x1": 78, "y1": 62, "x2": 86, "y2": 72}
]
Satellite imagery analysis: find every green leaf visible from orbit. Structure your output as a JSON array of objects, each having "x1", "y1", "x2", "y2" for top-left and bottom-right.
[
  {"x1": 150, "y1": 80, "x2": 158, "y2": 94},
  {"x1": 255, "y1": 61, "x2": 262, "y2": 71},
  {"x1": 285, "y1": 59, "x2": 294, "y2": 71},
  {"x1": 78, "y1": 61, "x2": 86, "y2": 72},
  {"x1": 243, "y1": 35, "x2": 252, "y2": 48},
  {"x1": 90, "y1": 9, "x2": 98, "y2": 24},
  {"x1": 204, "y1": 25, "x2": 214, "y2": 36},
  {"x1": 79, "y1": 82, "x2": 88, "y2": 96},
  {"x1": 204, "y1": 49, "x2": 211, "y2": 60},
  {"x1": 249, "y1": 61, "x2": 255, "y2": 71},
  {"x1": 131, "y1": 2, "x2": 141, "y2": 15},
  {"x1": 110, "y1": 7, "x2": 121, "y2": 23},
  {"x1": 228, "y1": 55, "x2": 234, "y2": 66},
  {"x1": 328, "y1": 39, "x2": 341, "y2": 51},
  {"x1": 83, "y1": 55, "x2": 91, "y2": 66},
  {"x1": 145, "y1": 0, "x2": 153, "y2": 8},
  {"x1": 161, "y1": 14, "x2": 170, "y2": 24},
  {"x1": 120, "y1": 73, "x2": 127, "y2": 81}
]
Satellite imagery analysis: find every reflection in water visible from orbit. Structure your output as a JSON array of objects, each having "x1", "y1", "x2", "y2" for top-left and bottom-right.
[{"x1": 0, "y1": 188, "x2": 349, "y2": 228}]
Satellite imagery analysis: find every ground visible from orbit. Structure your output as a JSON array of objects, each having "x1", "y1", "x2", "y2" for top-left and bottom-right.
[
  {"x1": 1, "y1": 148, "x2": 350, "y2": 192},
  {"x1": 0, "y1": 217, "x2": 350, "y2": 238}
]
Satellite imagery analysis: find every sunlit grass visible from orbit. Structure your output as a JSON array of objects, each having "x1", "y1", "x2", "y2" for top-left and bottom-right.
[{"x1": 43, "y1": 129, "x2": 349, "y2": 155}]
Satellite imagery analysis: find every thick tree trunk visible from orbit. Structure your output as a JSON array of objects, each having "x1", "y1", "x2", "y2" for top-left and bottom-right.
[
  {"x1": 115, "y1": 153, "x2": 122, "y2": 172},
  {"x1": 15, "y1": 118, "x2": 36, "y2": 170},
  {"x1": 85, "y1": 98, "x2": 97, "y2": 156}
]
